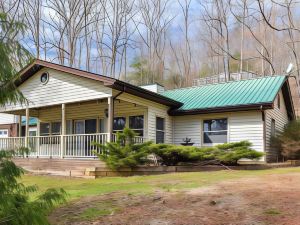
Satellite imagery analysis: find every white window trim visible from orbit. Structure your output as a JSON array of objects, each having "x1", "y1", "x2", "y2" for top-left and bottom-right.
[{"x1": 202, "y1": 118, "x2": 228, "y2": 146}]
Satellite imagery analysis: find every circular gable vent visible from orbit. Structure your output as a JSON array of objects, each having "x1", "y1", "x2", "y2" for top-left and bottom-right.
[{"x1": 40, "y1": 72, "x2": 49, "y2": 84}]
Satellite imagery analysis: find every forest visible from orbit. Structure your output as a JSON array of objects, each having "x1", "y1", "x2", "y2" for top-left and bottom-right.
[{"x1": 2, "y1": 0, "x2": 300, "y2": 88}]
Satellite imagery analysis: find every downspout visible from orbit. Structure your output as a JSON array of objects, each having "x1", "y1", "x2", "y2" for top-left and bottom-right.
[
  {"x1": 112, "y1": 85, "x2": 126, "y2": 121},
  {"x1": 261, "y1": 105, "x2": 267, "y2": 163}
]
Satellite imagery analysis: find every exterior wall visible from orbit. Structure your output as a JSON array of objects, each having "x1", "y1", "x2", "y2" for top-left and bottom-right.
[
  {"x1": 0, "y1": 124, "x2": 18, "y2": 137},
  {"x1": 117, "y1": 92, "x2": 173, "y2": 143},
  {"x1": 0, "y1": 68, "x2": 112, "y2": 112},
  {"x1": 173, "y1": 111, "x2": 264, "y2": 153},
  {"x1": 265, "y1": 90, "x2": 289, "y2": 162},
  {"x1": 0, "y1": 113, "x2": 17, "y2": 124}
]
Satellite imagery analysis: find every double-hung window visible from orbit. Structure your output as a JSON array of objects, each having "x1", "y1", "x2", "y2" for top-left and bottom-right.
[
  {"x1": 156, "y1": 117, "x2": 165, "y2": 143},
  {"x1": 113, "y1": 117, "x2": 126, "y2": 133},
  {"x1": 129, "y1": 115, "x2": 144, "y2": 136},
  {"x1": 51, "y1": 122, "x2": 61, "y2": 135},
  {"x1": 203, "y1": 118, "x2": 228, "y2": 144},
  {"x1": 40, "y1": 123, "x2": 50, "y2": 136}
]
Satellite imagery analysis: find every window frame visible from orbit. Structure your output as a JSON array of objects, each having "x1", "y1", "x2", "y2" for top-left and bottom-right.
[
  {"x1": 202, "y1": 118, "x2": 228, "y2": 145},
  {"x1": 156, "y1": 117, "x2": 165, "y2": 144}
]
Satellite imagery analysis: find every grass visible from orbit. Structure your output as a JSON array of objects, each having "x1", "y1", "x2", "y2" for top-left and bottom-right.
[
  {"x1": 21, "y1": 167, "x2": 300, "y2": 222},
  {"x1": 21, "y1": 167, "x2": 300, "y2": 201},
  {"x1": 264, "y1": 209, "x2": 281, "y2": 215}
]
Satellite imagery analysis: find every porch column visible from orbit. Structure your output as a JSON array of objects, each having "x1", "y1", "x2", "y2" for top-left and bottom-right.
[
  {"x1": 18, "y1": 115, "x2": 22, "y2": 137},
  {"x1": 60, "y1": 104, "x2": 66, "y2": 158},
  {"x1": 25, "y1": 108, "x2": 29, "y2": 148},
  {"x1": 107, "y1": 97, "x2": 114, "y2": 142}
]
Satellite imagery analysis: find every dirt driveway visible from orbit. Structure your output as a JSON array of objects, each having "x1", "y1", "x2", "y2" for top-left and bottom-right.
[{"x1": 50, "y1": 172, "x2": 300, "y2": 225}]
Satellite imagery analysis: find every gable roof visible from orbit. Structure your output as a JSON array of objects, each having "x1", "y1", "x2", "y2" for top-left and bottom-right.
[
  {"x1": 15, "y1": 60, "x2": 295, "y2": 119},
  {"x1": 162, "y1": 76, "x2": 295, "y2": 119},
  {"x1": 16, "y1": 60, "x2": 182, "y2": 108}
]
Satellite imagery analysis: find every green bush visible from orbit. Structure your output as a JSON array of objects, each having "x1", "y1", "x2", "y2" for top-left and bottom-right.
[
  {"x1": 215, "y1": 141, "x2": 264, "y2": 165},
  {"x1": 148, "y1": 144, "x2": 216, "y2": 166},
  {"x1": 93, "y1": 128, "x2": 152, "y2": 170},
  {"x1": 271, "y1": 120, "x2": 300, "y2": 159},
  {"x1": 0, "y1": 150, "x2": 66, "y2": 225},
  {"x1": 94, "y1": 129, "x2": 263, "y2": 169},
  {"x1": 149, "y1": 141, "x2": 263, "y2": 166}
]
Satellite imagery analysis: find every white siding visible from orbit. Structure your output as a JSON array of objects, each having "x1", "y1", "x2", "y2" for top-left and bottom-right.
[
  {"x1": 0, "y1": 113, "x2": 17, "y2": 124},
  {"x1": 117, "y1": 92, "x2": 172, "y2": 143},
  {"x1": 265, "y1": 90, "x2": 289, "y2": 162},
  {"x1": 0, "y1": 68, "x2": 112, "y2": 112},
  {"x1": 173, "y1": 111, "x2": 264, "y2": 152}
]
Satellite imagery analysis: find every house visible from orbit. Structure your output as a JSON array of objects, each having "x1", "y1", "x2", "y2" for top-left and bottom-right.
[
  {"x1": 0, "y1": 114, "x2": 18, "y2": 137},
  {"x1": 0, "y1": 114, "x2": 37, "y2": 137},
  {"x1": 0, "y1": 60, "x2": 295, "y2": 163}
]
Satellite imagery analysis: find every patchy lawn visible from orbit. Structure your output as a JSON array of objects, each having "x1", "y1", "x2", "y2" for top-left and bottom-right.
[{"x1": 22, "y1": 167, "x2": 300, "y2": 225}]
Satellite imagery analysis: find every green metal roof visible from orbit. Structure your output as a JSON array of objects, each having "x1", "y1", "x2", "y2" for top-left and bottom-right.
[{"x1": 162, "y1": 76, "x2": 286, "y2": 111}]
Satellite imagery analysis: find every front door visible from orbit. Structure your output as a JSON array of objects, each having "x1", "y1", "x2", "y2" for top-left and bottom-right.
[{"x1": 73, "y1": 120, "x2": 85, "y2": 156}]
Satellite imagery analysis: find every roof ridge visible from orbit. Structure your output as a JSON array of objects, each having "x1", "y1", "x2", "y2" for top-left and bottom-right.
[{"x1": 163, "y1": 75, "x2": 286, "y2": 93}]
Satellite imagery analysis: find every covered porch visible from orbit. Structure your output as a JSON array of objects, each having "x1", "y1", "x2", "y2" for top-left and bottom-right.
[{"x1": 0, "y1": 97, "x2": 147, "y2": 158}]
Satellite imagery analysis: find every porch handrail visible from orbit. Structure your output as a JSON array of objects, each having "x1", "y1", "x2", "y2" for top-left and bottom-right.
[{"x1": 0, "y1": 133, "x2": 146, "y2": 158}]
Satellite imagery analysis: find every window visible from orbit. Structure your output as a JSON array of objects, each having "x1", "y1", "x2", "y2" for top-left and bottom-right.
[
  {"x1": 40, "y1": 123, "x2": 50, "y2": 136},
  {"x1": 271, "y1": 119, "x2": 276, "y2": 136},
  {"x1": 203, "y1": 118, "x2": 228, "y2": 144},
  {"x1": 66, "y1": 120, "x2": 73, "y2": 134},
  {"x1": 0, "y1": 129, "x2": 8, "y2": 137},
  {"x1": 277, "y1": 94, "x2": 280, "y2": 109},
  {"x1": 51, "y1": 122, "x2": 61, "y2": 135},
  {"x1": 40, "y1": 72, "x2": 49, "y2": 84},
  {"x1": 129, "y1": 115, "x2": 144, "y2": 136},
  {"x1": 85, "y1": 119, "x2": 97, "y2": 134},
  {"x1": 113, "y1": 117, "x2": 126, "y2": 132},
  {"x1": 99, "y1": 119, "x2": 105, "y2": 133},
  {"x1": 156, "y1": 117, "x2": 165, "y2": 143}
]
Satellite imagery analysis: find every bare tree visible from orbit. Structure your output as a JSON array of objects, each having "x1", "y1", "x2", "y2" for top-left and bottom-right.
[
  {"x1": 135, "y1": 0, "x2": 173, "y2": 83},
  {"x1": 199, "y1": 0, "x2": 231, "y2": 81}
]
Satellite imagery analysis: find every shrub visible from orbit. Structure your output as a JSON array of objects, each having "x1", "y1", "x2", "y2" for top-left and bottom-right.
[
  {"x1": 0, "y1": 150, "x2": 66, "y2": 225},
  {"x1": 215, "y1": 141, "x2": 264, "y2": 165},
  {"x1": 94, "y1": 129, "x2": 263, "y2": 168},
  {"x1": 148, "y1": 144, "x2": 216, "y2": 166},
  {"x1": 148, "y1": 141, "x2": 263, "y2": 166},
  {"x1": 93, "y1": 128, "x2": 152, "y2": 170},
  {"x1": 271, "y1": 120, "x2": 300, "y2": 159}
]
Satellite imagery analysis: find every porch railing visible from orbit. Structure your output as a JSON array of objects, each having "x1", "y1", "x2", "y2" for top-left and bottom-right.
[{"x1": 0, "y1": 133, "x2": 146, "y2": 158}]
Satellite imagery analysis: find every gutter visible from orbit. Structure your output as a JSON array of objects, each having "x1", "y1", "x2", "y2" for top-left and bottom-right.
[{"x1": 168, "y1": 102, "x2": 274, "y2": 116}]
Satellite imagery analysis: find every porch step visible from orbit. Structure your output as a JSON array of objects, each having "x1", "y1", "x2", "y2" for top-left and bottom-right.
[{"x1": 13, "y1": 158, "x2": 106, "y2": 178}]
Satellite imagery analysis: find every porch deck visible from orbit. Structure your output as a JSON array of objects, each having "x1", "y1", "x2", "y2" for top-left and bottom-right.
[{"x1": 0, "y1": 133, "x2": 145, "y2": 158}]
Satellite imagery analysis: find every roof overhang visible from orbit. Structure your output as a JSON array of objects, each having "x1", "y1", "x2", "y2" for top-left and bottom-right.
[
  {"x1": 15, "y1": 60, "x2": 182, "y2": 108},
  {"x1": 168, "y1": 102, "x2": 274, "y2": 116}
]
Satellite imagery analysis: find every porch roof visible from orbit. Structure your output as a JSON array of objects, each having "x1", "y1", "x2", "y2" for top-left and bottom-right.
[
  {"x1": 162, "y1": 76, "x2": 295, "y2": 119},
  {"x1": 16, "y1": 60, "x2": 183, "y2": 108}
]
